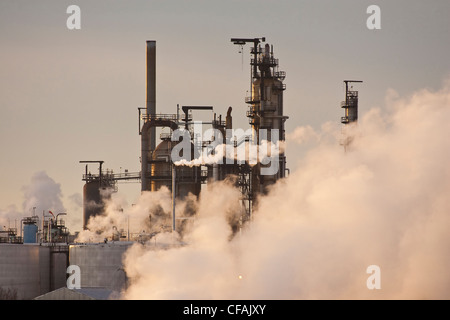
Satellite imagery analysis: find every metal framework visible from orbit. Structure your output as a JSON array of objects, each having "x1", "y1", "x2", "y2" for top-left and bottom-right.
[{"x1": 80, "y1": 38, "x2": 289, "y2": 235}]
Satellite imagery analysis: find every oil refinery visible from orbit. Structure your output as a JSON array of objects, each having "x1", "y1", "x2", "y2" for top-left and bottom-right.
[
  {"x1": 81, "y1": 37, "x2": 289, "y2": 234},
  {"x1": 0, "y1": 37, "x2": 361, "y2": 300}
]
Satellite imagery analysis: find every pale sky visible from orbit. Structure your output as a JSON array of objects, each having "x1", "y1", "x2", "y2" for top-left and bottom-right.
[{"x1": 1, "y1": 0, "x2": 449, "y2": 232}]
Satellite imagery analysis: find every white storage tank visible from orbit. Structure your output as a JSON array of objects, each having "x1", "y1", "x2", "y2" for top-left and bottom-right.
[
  {"x1": 0, "y1": 243, "x2": 68, "y2": 299},
  {"x1": 0, "y1": 244, "x2": 49, "y2": 299},
  {"x1": 69, "y1": 242, "x2": 133, "y2": 292}
]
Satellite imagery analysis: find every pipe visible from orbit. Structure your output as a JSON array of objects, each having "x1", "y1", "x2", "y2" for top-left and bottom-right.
[
  {"x1": 56, "y1": 213, "x2": 66, "y2": 226},
  {"x1": 141, "y1": 121, "x2": 150, "y2": 192},
  {"x1": 146, "y1": 40, "x2": 156, "y2": 152},
  {"x1": 141, "y1": 40, "x2": 157, "y2": 192},
  {"x1": 226, "y1": 106, "x2": 232, "y2": 130},
  {"x1": 213, "y1": 164, "x2": 219, "y2": 181},
  {"x1": 172, "y1": 165, "x2": 176, "y2": 232}
]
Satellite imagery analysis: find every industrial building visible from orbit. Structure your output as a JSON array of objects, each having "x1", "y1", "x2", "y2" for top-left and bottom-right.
[
  {"x1": 81, "y1": 37, "x2": 289, "y2": 234},
  {"x1": 0, "y1": 213, "x2": 70, "y2": 299}
]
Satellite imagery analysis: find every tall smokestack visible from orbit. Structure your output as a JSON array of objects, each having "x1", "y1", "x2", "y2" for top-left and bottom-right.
[{"x1": 146, "y1": 40, "x2": 156, "y2": 152}]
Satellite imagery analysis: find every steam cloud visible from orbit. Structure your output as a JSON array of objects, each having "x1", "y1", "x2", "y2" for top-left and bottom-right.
[
  {"x1": 1, "y1": 171, "x2": 66, "y2": 228},
  {"x1": 22, "y1": 171, "x2": 66, "y2": 215},
  {"x1": 114, "y1": 80, "x2": 450, "y2": 300},
  {"x1": 69, "y1": 81, "x2": 450, "y2": 299},
  {"x1": 174, "y1": 139, "x2": 286, "y2": 167},
  {"x1": 76, "y1": 186, "x2": 199, "y2": 243}
]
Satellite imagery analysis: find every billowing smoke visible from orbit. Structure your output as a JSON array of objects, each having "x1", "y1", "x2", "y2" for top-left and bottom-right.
[
  {"x1": 1, "y1": 171, "x2": 66, "y2": 229},
  {"x1": 22, "y1": 171, "x2": 66, "y2": 215},
  {"x1": 0, "y1": 205, "x2": 21, "y2": 230},
  {"x1": 68, "y1": 192, "x2": 83, "y2": 209},
  {"x1": 75, "y1": 186, "x2": 200, "y2": 243},
  {"x1": 122, "y1": 179, "x2": 243, "y2": 299},
  {"x1": 116, "y1": 79, "x2": 450, "y2": 300},
  {"x1": 174, "y1": 139, "x2": 286, "y2": 168}
]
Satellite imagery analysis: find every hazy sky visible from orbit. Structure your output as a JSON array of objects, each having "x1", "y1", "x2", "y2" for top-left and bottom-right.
[{"x1": 1, "y1": 0, "x2": 449, "y2": 232}]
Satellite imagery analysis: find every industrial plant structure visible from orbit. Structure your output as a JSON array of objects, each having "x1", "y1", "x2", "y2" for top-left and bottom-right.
[
  {"x1": 340, "y1": 80, "x2": 363, "y2": 151},
  {"x1": 0, "y1": 212, "x2": 71, "y2": 299},
  {"x1": 81, "y1": 37, "x2": 289, "y2": 233},
  {"x1": 341, "y1": 80, "x2": 363, "y2": 125},
  {"x1": 0, "y1": 37, "x2": 363, "y2": 300}
]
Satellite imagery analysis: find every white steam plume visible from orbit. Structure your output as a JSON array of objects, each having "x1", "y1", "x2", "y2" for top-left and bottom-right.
[
  {"x1": 118, "y1": 80, "x2": 450, "y2": 300},
  {"x1": 123, "y1": 179, "x2": 242, "y2": 299},
  {"x1": 1, "y1": 171, "x2": 66, "y2": 230},
  {"x1": 22, "y1": 171, "x2": 66, "y2": 215},
  {"x1": 0, "y1": 204, "x2": 21, "y2": 230},
  {"x1": 75, "y1": 186, "x2": 199, "y2": 243},
  {"x1": 174, "y1": 140, "x2": 286, "y2": 167}
]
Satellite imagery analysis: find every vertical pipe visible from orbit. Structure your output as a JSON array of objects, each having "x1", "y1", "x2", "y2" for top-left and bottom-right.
[
  {"x1": 252, "y1": 41, "x2": 258, "y2": 78},
  {"x1": 172, "y1": 165, "x2": 176, "y2": 232},
  {"x1": 146, "y1": 41, "x2": 156, "y2": 152},
  {"x1": 213, "y1": 164, "x2": 219, "y2": 181},
  {"x1": 99, "y1": 162, "x2": 103, "y2": 188},
  {"x1": 142, "y1": 41, "x2": 156, "y2": 192},
  {"x1": 42, "y1": 210, "x2": 45, "y2": 242},
  {"x1": 141, "y1": 122, "x2": 149, "y2": 191},
  {"x1": 225, "y1": 106, "x2": 232, "y2": 130}
]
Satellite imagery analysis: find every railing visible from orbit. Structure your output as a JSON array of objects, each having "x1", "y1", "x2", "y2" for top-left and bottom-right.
[
  {"x1": 211, "y1": 119, "x2": 226, "y2": 127},
  {"x1": 273, "y1": 82, "x2": 286, "y2": 90},
  {"x1": 341, "y1": 100, "x2": 357, "y2": 108},
  {"x1": 245, "y1": 96, "x2": 259, "y2": 104},
  {"x1": 274, "y1": 71, "x2": 286, "y2": 80},
  {"x1": 0, "y1": 229, "x2": 23, "y2": 244},
  {"x1": 82, "y1": 171, "x2": 141, "y2": 182},
  {"x1": 201, "y1": 169, "x2": 209, "y2": 177},
  {"x1": 55, "y1": 219, "x2": 65, "y2": 227},
  {"x1": 251, "y1": 57, "x2": 279, "y2": 67},
  {"x1": 141, "y1": 113, "x2": 178, "y2": 121}
]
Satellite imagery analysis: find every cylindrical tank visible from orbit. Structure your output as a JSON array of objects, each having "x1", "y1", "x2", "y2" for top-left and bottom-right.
[
  {"x1": 83, "y1": 180, "x2": 103, "y2": 230},
  {"x1": 23, "y1": 223, "x2": 38, "y2": 243},
  {"x1": 69, "y1": 243, "x2": 132, "y2": 291},
  {"x1": 83, "y1": 180, "x2": 114, "y2": 230},
  {"x1": 0, "y1": 244, "x2": 51, "y2": 299},
  {"x1": 346, "y1": 93, "x2": 358, "y2": 123},
  {"x1": 151, "y1": 139, "x2": 201, "y2": 198},
  {"x1": 250, "y1": 76, "x2": 286, "y2": 195},
  {"x1": 22, "y1": 216, "x2": 39, "y2": 243},
  {"x1": 150, "y1": 139, "x2": 172, "y2": 192}
]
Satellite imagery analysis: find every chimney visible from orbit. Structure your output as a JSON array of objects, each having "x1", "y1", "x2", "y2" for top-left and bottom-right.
[{"x1": 146, "y1": 40, "x2": 156, "y2": 152}]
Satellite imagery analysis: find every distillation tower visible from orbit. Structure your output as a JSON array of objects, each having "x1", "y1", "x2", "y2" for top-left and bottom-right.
[
  {"x1": 231, "y1": 37, "x2": 289, "y2": 199},
  {"x1": 340, "y1": 80, "x2": 363, "y2": 151}
]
